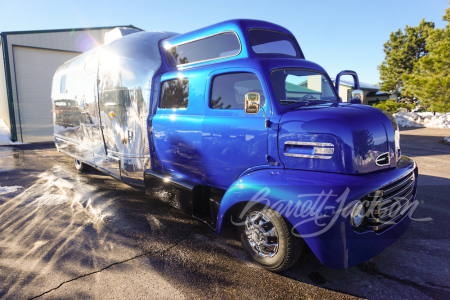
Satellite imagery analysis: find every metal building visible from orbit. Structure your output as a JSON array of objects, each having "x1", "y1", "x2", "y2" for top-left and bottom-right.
[{"x1": 0, "y1": 25, "x2": 141, "y2": 142}]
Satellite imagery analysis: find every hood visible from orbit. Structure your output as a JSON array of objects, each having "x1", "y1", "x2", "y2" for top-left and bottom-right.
[{"x1": 278, "y1": 104, "x2": 398, "y2": 175}]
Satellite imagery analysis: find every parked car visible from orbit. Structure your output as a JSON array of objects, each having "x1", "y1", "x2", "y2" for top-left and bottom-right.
[{"x1": 51, "y1": 19, "x2": 418, "y2": 271}]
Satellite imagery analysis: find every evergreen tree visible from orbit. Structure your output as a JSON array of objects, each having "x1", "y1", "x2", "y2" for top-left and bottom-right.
[
  {"x1": 378, "y1": 19, "x2": 435, "y2": 99},
  {"x1": 402, "y1": 2, "x2": 450, "y2": 112}
]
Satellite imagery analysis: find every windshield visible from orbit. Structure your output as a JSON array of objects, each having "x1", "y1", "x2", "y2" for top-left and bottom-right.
[
  {"x1": 270, "y1": 69, "x2": 338, "y2": 105},
  {"x1": 248, "y1": 29, "x2": 303, "y2": 58}
]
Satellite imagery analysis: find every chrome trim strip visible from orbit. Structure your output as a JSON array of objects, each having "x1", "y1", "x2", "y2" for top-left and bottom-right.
[
  {"x1": 107, "y1": 149, "x2": 151, "y2": 158},
  {"x1": 55, "y1": 133, "x2": 79, "y2": 144},
  {"x1": 55, "y1": 136, "x2": 151, "y2": 159},
  {"x1": 107, "y1": 154, "x2": 120, "y2": 161},
  {"x1": 55, "y1": 135, "x2": 91, "y2": 151},
  {"x1": 164, "y1": 31, "x2": 242, "y2": 68},
  {"x1": 285, "y1": 141, "x2": 334, "y2": 147},
  {"x1": 284, "y1": 153, "x2": 333, "y2": 159}
]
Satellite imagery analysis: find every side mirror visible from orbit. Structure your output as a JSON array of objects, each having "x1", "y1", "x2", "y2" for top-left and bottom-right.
[
  {"x1": 335, "y1": 70, "x2": 360, "y2": 103},
  {"x1": 245, "y1": 92, "x2": 260, "y2": 114},
  {"x1": 350, "y1": 89, "x2": 363, "y2": 104}
]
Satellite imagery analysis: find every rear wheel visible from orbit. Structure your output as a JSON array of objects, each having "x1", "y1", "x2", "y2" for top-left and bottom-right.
[
  {"x1": 237, "y1": 204, "x2": 303, "y2": 272},
  {"x1": 74, "y1": 159, "x2": 87, "y2": 172}
]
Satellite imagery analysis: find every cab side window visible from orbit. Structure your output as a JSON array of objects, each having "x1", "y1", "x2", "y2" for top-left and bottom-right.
[
  {"x1": 210, "y1": 73, "x2": 265, "y2": 109},
  {"x1": 159, "y1": 78, "x2": 189, "y2": 109}
]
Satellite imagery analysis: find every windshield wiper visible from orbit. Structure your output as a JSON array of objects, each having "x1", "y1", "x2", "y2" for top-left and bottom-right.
[
  {"x1": 279, "y1": 100, "x2": 310, "y2": 105},
  {"x1": 298, "y1": 93, "x2": 316, "y2": 101},
  {"x1": 279, "y1": 98, "x2": 331, "y2": 105},
  {"x1": 297, "y1": 94, "x2": 331, "y2": 103}
]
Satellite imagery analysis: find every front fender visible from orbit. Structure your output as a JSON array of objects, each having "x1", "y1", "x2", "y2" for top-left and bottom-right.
[
  {"x1": 216, "y1": 156, "x2": 416, "y2": 269},
  {"x1": 216, "y1": 169, "x2": 369, "y2": 235}
]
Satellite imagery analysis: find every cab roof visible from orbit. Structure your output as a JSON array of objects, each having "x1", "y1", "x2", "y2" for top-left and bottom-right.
[{"x1": 162, "y1": 19, "x2": 305, "y2": 63}]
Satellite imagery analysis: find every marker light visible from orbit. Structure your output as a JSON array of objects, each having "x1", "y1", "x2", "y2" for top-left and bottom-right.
[{"x1": 109, "y1": 112, "x2": 115, "y2": 117}]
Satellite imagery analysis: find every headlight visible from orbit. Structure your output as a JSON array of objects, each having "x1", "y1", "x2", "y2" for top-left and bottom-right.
[{"x1": 350, "y1": 201, "x2": 365, "y2": 227}]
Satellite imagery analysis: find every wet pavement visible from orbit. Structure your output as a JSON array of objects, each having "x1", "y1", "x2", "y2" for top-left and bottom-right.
[{"x1": 0, "y1": 127, "x2": 449, "y2": 299}]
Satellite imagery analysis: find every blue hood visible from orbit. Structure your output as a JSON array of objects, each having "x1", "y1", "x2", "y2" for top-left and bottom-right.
[{"x1": 278, "y1": 103, "x2": 398, "y2": 174}]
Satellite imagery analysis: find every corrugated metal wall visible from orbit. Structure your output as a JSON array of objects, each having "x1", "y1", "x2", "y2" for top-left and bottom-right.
[
  {"x1": 3, "y1": 27, "x2": 134, "y2": 142},
  {"x1": 13, "y1": 46, "x2": 80, "y2": 142}
]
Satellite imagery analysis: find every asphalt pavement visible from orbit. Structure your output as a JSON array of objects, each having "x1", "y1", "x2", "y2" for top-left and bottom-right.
[{"x1": 0, "y1": 127, "x2": 449, "y2": 299}]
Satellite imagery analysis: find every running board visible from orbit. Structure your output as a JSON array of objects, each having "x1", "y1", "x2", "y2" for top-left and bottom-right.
[
  {"x1": 143, "y1": 170, "x2": 224, "y2": 231},
  {"x1": 144, "y1": 170, "x2": 201, "y2": 216}
]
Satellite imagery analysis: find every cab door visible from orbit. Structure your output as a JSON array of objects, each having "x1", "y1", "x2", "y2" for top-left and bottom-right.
[
  {"x1": 151, "y1": 70, "x2": 205, "y2": 183},
  {"x1": 201, "y1": 69, "x2": 270, "y2": 188}
]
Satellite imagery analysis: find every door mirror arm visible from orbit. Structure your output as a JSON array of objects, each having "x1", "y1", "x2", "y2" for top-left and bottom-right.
[{"x1": 250, "y1": 102, "x2": 270, "y2": 128}]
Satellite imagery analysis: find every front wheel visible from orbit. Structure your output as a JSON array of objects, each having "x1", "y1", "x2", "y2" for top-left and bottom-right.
[
  {"x1": 74, "y1": 159, "x2": 88, "y2": 173},
  {"x1": 237, "y1": 204, "x2": 303, "y2": 272}
]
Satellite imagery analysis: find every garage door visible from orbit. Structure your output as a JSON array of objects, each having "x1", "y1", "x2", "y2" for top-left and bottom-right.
[{"x1": 13, "y1": 46, "x2": 80, "y2": 142}]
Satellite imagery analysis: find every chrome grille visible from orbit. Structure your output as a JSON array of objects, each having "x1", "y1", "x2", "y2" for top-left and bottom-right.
[{"x1": 364, "y1": 171, "x2": 416, "y2": 233}]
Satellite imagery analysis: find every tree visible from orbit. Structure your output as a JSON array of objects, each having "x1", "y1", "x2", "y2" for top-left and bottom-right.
[
  {"x1": 372, "y1": 99, "x2": 413, "y2": 113},
  {"x1": 378, "y1": 19, "x2": 435, "y2": 98},
  {"x1": 402, "y1": 2, "x2": 450, "y2": 113}
]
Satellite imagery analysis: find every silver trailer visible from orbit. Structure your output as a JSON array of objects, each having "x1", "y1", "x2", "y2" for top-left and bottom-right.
[{"x1": 51, "y1": 31, "x2": 177, "y2": 186}]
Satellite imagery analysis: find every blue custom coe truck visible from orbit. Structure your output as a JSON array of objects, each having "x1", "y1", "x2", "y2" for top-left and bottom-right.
[{"x1": 51, "y1": 19, "x2": 418, "y2": 271}]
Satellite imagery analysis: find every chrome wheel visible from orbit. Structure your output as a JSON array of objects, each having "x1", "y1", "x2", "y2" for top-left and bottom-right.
[{"x1": 245, "y1": 211, "x2": 279, "y2": 257}]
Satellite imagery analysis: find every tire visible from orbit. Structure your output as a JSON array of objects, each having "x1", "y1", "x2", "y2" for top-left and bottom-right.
[
  {"x1": 237, "y1": 203, "x2": 304, "y2": 272},
  {"x1": 74, "y1": 159, "x2": 88, "y2": 172}
]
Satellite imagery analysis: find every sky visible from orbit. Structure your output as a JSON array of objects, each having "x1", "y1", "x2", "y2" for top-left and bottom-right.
[{"x1": 1, "y1": 0, "x2": 448, "y2": 85}]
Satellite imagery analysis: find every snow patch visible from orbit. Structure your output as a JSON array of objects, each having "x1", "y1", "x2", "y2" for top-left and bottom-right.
[
  {"x1": 394, "y1": 112, "x2": 450, "y2": 129},
  {"x1": 0, "y1": 119, "x2": 29, "y2": 145},
  {"x1": 0, "y1": 186, "x2": 23, "y2": 195}
]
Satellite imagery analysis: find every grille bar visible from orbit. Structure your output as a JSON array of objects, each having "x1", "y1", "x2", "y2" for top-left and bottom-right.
[
  {"x1": 373, "y1": 187, "x2": 414, "y2": 215},
  {"x1": 367, "y1": 201, "x2": 414, "y2": 231},
  {"x1": 368, "y1": 192, "x2": 414, "y2": 223},
  {"x1": 382, "y1": 172, "x2": 414, "y2": 196},
  {"x1": 375, "y1": 179, "x2": 414, "y2": 207},
  {"x1": 361, "y1": 170, "x2": 416, "y2": 233}
]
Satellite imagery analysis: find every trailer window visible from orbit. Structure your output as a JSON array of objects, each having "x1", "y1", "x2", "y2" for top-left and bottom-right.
[
  {"x1": 60, "y1": 75, "x2": 66, "y2": 94},
  {"x1": 167, "y1": 32, "x2": 241, "y2": 67},
  {"x1": 159, "y1": 78, "x2": 189, "y2": 109},
  {"x1": 210, "y1": 73, "x2": 265, "y2": 109},
  {"x1": 248, "y1": 29, "x2": 302, "y2": 58}
]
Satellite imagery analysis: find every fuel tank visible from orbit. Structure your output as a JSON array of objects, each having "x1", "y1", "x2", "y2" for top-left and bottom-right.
[{"x1": 278, "y1": 103, "x2": 398, "y2": 174}]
